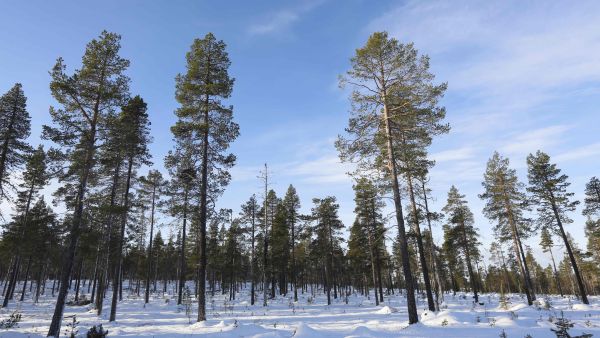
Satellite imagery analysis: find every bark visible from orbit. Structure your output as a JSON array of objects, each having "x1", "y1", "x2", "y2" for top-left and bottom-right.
[
  {"x1": 47, "y1": 121, "x2": 97, "y2": 337},
  {"x1": 421, "y1": 178, "x2": 443, "y2": 310},
  {"x1": 177, "y1": 190, "x2": 189, "y2": 305},
  {"x1": 19, "y1": 256, "x2": 32, "y2": 302},
  {"x1": 459, "y1": 221, "x2": 478, "y2": 303},
  {"x1": 109, "y1": 157, "x2": 134, "y2": 322},
  {"x1": 548, "y1": 247, "x2": 564, "y2": 296},
  {"x1": 145, "y1": 183, "x2": 158, "y2": 304},
  {"x1": 196, "y1": 98, "x2": 209, "y2": 322},
  {"x1": 550, "y1": 199, "x2": 588, "y2": 303},
  {"x1": 406, "y1": 174, "x2": 435, "y2": 311},
  {"x1": 381, "y1": 83, "x2": 418, "y2": 324}
]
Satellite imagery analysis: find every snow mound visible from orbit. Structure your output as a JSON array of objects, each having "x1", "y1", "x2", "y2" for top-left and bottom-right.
[
  {"x1": 572, "y1": 303, "x2": 593, "y2": 311},
  {"x1": 508, "y1": 303, "x2": 528, "y2": 312},
  {"x1": 420, "y1": 310, "x2": 459, "y2": 326},
  {"x1": 494, "y1": 316, "x2": 516, "y2": 327},
  {"x1": 375, "y1": 305, "x2": 398, "y2": 314},
  {"x1": 293, "y1": 323, "x2": 321, "y2": 337},
  {"x1": 345, "y1": 325, "x2": 380, "y2": 337}
]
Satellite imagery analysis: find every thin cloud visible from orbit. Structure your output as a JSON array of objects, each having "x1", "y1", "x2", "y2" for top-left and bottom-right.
[{"x1": 247, "y1": 0, "x2": 324, "y2": 36}]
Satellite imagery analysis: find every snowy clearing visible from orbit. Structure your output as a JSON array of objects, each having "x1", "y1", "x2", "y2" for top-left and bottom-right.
[{"x1": 0, "y1": 284, "x2": 599, "y2": 337}]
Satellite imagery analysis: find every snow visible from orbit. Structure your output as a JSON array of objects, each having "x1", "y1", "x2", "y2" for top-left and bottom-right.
[{"x1": 0, "y1": 283, "x2": 599, "y2": 337}]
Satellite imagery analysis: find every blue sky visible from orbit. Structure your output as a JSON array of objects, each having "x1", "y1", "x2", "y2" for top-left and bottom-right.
[{"x1": 1, "y1": 0, "x2": 599, "y2": 263}]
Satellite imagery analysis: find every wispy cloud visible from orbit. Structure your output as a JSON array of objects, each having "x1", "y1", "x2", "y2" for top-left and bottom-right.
[
  {"x1": 555, "y1": 142, "x2": 600, "y2": 163},
  {"x1": 499, "y1": 125, "x2": 571, "y2": 158},
  {"x1": 248, "y1": 0, "x2": 324, "y2": 36}
]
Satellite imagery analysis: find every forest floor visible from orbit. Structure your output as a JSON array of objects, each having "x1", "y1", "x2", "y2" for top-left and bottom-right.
[{"x1": 0, "y1": 283, "x2": 599, "y2": 337}]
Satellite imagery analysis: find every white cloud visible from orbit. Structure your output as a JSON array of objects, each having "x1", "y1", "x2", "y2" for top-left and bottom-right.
[
  {"x1": 248, "y1": 0, "x2": 324, "y2": 36},
  {"x1": 499, "y1": 125, "x2": 571, "y2": 158},
  {"x1": 430, "y1": 146, "x2": 477, "y2": 163},
  {"x1": 555, "y1": 142, "x2": 600, "y2": 163},
  {"x1": 248, "y1": 10, "x2": 300, "y2": 35}
]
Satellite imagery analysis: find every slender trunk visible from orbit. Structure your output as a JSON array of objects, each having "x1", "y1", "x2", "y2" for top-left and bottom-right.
[
  {"x1": 406, "y1": 174, "x2": 435, "y2": 311},
  {"x1": 145, "y1": 184, "x2": 157, "y2": 304},
  {"x1": 250, "y1": 202, "x2": 256, "y2": 305},
  {"x1": 550, "y1": 201, "x2": 588, "y2": 303},
  {"x1": 177, "y1": 190, "x2": 189, "y2": 305},
  {"x1": 262, "y1": 164, "x2": 269, "y2": 307},
  {"x1": 109, "y1": 157, "x2": 134, "y2": 322},
  {"x1": 2, "y1": 257, "x2": 19, "y2": 307},
  {"x1": 196, "y1": 102, "x2": 209, "y2": 322},
  {"x1": 375, "y1": 244, "x2": 384, "y2": 303},
  {"x1": 548, "y1": 247, "x2": 563, "y2": 296},
  {"x1": 367, "y1": 231, "x2": 379, "y2": 306},
  {"x1": 500, "y1": 176, "x2": 535, "y2": 305},
  {"x1": 381, "y1": 84, "x2": 418, "y2": 324},
  {"x1": 421, "y1": 181, "x2": 443, "y2": 310},
  {"x1": 460, "y1": 221, "x2": 478, "y2": 303},
  {"x1": 74, "y1": 260, "x2": 83, "y2": 302},
  {"x1": 47, "y1": 122, "x2": 97, "y2": 337},
  {"x1": 291, "y1": 214, "x2": 297, "y2": 302},
  {"x1": 19, "y1": 256, "x2": 32, "y2": 302}
]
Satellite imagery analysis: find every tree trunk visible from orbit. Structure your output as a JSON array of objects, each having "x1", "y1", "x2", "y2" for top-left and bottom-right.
[
  {"x1": 548, "y1": 247, "x2": 563, "y2": 297},
  {"x1": 381, "y1": 85, "x2": 418, "y2": 324},
  {"x1": 406, "y1": 174, "x2": 435, "y2": 311},
  {"x1": 47, "y1": 122, "x2": 97, "y2": 338},
  {"x1": 250, "y1": 202, "x2": 256, "y2": 305},
  {"x1": 109, "y1": 157, "x2": 134, "y2": 322},
  {"x1": 196, "y1": 103, "x2": 209, "y2": 322},
  {"x1": 550, "y1": 201, "x2": 588, "y2": 304},
  {"x1": 460, "y1": 221, "x2": 478, "y2": 303},
  {"x1": 19, "y1": 256, "x2": 32, "y2": 302},
  {"x1": 145, "y1": 184, "x2": 157, "y2": 304},
  {"x1": 421, "y1": 177, "x2": 443, "y2": 310},
  {"x1": 177, "y1": 190, "x2": 189, "y2": 305}
]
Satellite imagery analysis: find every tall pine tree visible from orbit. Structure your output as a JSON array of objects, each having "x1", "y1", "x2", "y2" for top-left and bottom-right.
[
  {"x1": 480, "y1": 152, "x2": 536, "y2": 305},
  {"x1": 526, "y1": 150, "x2": 588, "y2": 304},
  {"x1": 43, "y1": 31, "x2": 130, "y2": 337},
  {"x1": 172, "y1": 33, "x2": 239, "y2": 321}
]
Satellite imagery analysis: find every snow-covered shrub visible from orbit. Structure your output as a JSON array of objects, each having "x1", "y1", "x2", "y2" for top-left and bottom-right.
[
  {"x1": 86, "y1": 324, "x2": 108, "y2": 337},
  {"x1": 0, "y1": 310, "x2": 22, "y2": 329}
]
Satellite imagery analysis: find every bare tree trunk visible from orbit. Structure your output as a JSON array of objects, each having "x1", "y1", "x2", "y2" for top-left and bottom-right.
[
  {"x1": 177, "y1": 190, "x2": 189, "y2": 305},
  {"x1": 145, "y1": 184, "x2": 157, "y2": 304},
  {"x1": 109, "y1": 157, "x2": 134, "y2": 322},
  {"x1": 381, "y1": 86, "x2": 418, "y2": 324}
]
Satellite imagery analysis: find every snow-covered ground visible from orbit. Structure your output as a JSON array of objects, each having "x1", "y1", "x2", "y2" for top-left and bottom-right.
[{"x1": 0, "y1": 283, "x2": 599, "y2": 337}]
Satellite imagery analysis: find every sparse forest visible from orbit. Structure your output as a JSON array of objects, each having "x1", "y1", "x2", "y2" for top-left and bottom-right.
[{"x1": 0, "y1": 29, "x2": 599, "y2": 338}]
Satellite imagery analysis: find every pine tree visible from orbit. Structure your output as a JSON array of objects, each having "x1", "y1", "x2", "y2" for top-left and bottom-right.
[
  {"x1": 0, "y1": 83, "x2": 31, "y2": 203},
  {"x1": 442, "y1": 186, "x2": 480, "y2": 303},
  {"x1": 138, "y1": 170, "x2": 166, "y2": 304},
  {"x1": 583, "y1": 177, "x2": 600, "y2": 218},
  {"x1": 539, "y1": 227, "x2": 563, "y2": 296},
  {"x1": 109, "y1": 95, "x2": 152, "y2": 321},
  {"x1": 2, "y1": 146, "x2": 49, "y2": 308},
  {"x1": 239, "y1": 195, "x2": 259, "y2": 305},
  {"x1": 351, "y1": 178, "x2": 387, "y2": 305},
  {"x1": 271, "y1": 202, "x2": 290, "y2": 296},
  {"x1": 480, "y1": 152, "x2": 536, "y2": 305},
  {"x1": 336, "y1": 31, "x2": 447, "y2": 324},
  {"x1": 172, "y1": 33, "x2": 239, "y2": 321},
  {"x1": 489, "y1": 241, "x2": 512, "y2": 293},
  {"x1": 526, "y1": 150, "x2": 587, "y2": 304},
  {"x1": 282, "y1": 185, "x2": 301, "y2": 302},
  {"x1": 164, "y1": 138, "x2": 196, "y2": 305},
  {"x1": 43, "y1": 31, "x2": 130, "y2": 337},
  {"x1": 311, "y1": 196, "x2": 344, "y2": 305}
]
